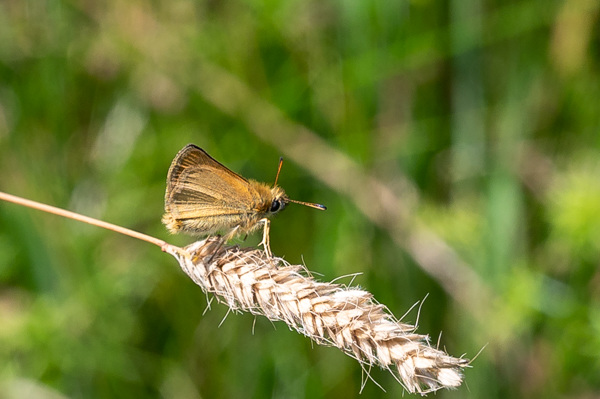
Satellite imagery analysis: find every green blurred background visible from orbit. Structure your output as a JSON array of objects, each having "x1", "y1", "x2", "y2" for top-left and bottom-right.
[{"x1": 1, "y1": 0, "x2": 600, "y2": 397}]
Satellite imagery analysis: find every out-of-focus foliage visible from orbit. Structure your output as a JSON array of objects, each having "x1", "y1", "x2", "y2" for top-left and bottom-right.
[{"x1": 1, "y1": 0, "x2": 599, "y2": 398}]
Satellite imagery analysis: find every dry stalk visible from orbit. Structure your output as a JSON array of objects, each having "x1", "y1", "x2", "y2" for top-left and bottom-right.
[
  {"x1": 162, "y1": 237, "x2": 469, "y2": 395},
  {"x1": 0, "y1": 191, "x2": 470, "y2": 394}
]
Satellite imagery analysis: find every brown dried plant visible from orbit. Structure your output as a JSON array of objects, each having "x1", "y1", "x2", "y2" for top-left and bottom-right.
[
  {"x1": 0, "y1": 191, "x2": 469, "y2": 395},
  {"x1": 165, "y1": 238, "x2": 469, "y2": 394}
]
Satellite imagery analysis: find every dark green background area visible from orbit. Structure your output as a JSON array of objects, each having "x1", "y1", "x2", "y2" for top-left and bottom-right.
[{"x1": 1, "y1": 0, "x2": 600, "y2": 398}]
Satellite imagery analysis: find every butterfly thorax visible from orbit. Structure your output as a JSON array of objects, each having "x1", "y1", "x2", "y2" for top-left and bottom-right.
[{"x1": 246, "y1": 180, "x2": 288, "y2": 220}]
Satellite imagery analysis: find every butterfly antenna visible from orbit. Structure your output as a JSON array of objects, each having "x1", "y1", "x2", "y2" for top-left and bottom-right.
[
  {"x1": 274, "y1": 156, "x2": 327, "y2": 210},
  {"x1": 287, "y1": 198, "x2": 327, "y2": 211},
  {"x1": 274, "y1": 157, "x2": 284, "y2": 186}
]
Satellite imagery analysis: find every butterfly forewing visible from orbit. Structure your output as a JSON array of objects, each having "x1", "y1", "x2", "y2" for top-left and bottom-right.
[{"x1": 165, "y1": 145, "x2": 257, "y2": 220}]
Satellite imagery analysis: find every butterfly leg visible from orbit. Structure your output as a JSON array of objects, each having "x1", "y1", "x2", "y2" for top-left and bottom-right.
[
  {"x1": 222, "y1": 225, "x2": 241, "y2": 243},
  {"x1": 258, "y1": 218, "x2": 273, "y2": 258},
  {"x1": 207, "y1": 226, "x2": 240, "y2": 263}
]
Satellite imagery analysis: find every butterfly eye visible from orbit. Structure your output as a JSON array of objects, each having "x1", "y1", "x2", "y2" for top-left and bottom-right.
[{"x1": 270, "y1": 199, "x2": 283, "y2": 213}]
